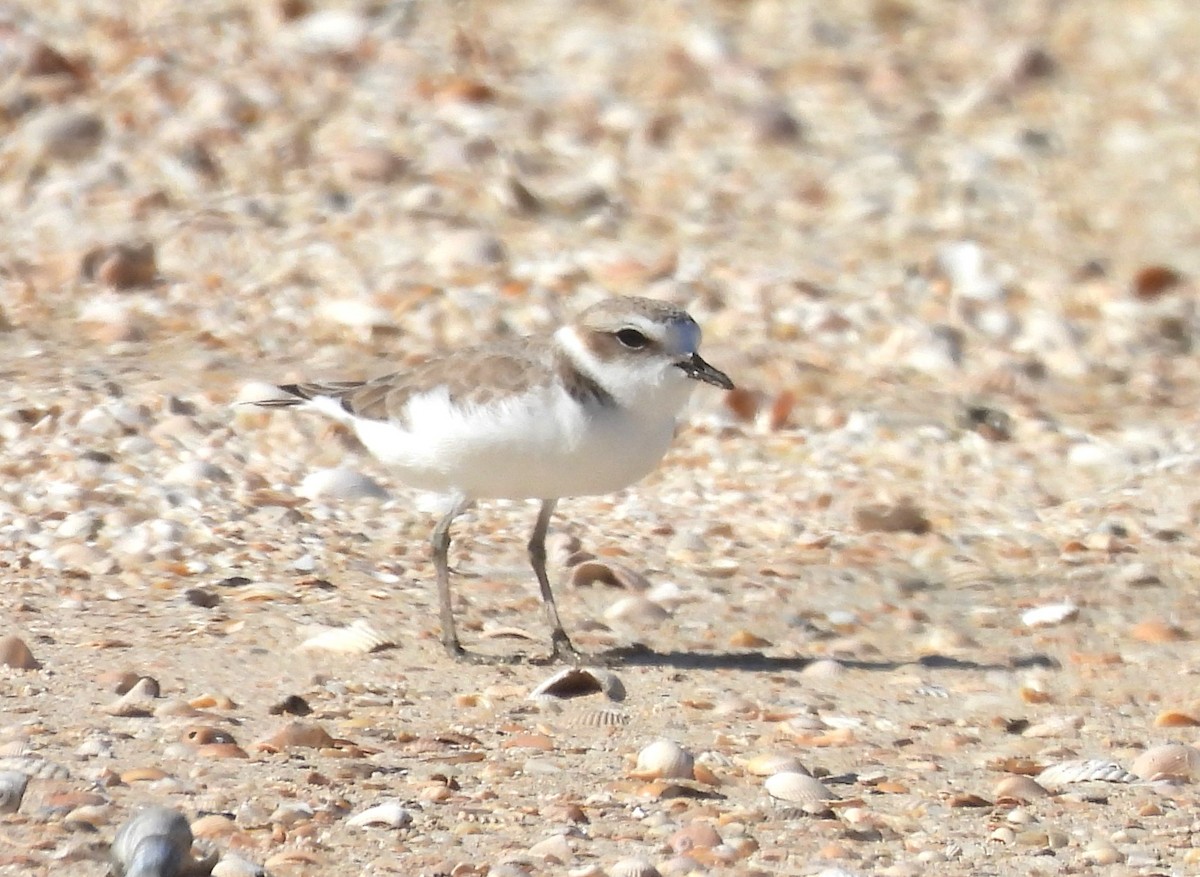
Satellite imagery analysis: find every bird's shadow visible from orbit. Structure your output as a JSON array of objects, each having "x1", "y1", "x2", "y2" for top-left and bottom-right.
[{"x1": 592, "y1": 643, "x2": 1058, "y2": 674}]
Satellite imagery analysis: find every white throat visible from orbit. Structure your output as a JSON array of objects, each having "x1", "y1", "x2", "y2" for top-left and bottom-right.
[{"x1": 553, "y1": 325, "x2": 696, "y2": 416}]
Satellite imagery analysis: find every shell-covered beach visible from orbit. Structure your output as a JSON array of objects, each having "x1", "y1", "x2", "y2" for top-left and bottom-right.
[{"x1": 3, "y1": 2, "x2": 1200, "y2": 875}]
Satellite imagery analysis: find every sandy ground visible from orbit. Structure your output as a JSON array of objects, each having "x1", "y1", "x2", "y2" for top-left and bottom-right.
[{"x1": 4, "y1": 1, "x2": 1200, "y2": 875}]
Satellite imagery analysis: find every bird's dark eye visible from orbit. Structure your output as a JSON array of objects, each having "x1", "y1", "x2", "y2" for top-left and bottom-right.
[{"x1": 616, "y1": 328, "x2": 649, "y2": 349}]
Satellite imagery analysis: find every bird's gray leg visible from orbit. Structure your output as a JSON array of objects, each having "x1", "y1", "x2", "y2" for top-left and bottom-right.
[
  {"x1": 432, "y1": 494, "x2": 474, "y2": 659},
  {"x1": 528, "y1": 499, "x2": 582, "y2": 663}
]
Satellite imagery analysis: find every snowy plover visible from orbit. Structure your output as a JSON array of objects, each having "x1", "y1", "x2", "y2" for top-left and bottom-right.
[{"x1": 251, "y1": 296, "x2": 733, "y2": 662}]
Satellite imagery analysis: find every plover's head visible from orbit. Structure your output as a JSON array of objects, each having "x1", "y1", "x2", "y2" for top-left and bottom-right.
[{"x1": 556, "y1": 297, "x2": 733, "y2": 409}]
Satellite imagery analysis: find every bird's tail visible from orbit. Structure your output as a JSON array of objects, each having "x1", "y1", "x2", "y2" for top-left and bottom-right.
[
  {"x1": 247, "y1": 384, "x2": 307, "y2": 409},
  {"x1": 244, "y1": 381, "x2": 364, "y2": 412}
]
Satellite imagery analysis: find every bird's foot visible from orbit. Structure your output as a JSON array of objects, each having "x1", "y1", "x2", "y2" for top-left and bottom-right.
[
  {"x1": 546, "y1": 632, "x2": 586, "y2": 666},
  {"x1": 443, "y1": 635, "x2": 587, "y2": 665},
  {"x1": 444, "y1": 641, "x2": 525, "y2": 665}
]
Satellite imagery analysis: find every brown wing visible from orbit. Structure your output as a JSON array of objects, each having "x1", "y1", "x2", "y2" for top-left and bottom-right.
[{"x1": 332, "y1": 340, "x2": 559, "y2": 423}]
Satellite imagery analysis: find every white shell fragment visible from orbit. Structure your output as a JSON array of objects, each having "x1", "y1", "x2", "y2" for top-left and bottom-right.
[
  {"x1": 317, "y1": 298, "x2": 397, "y2": 331},
  {"x1": 529, "y1": 666, "x2": 626, "y2": 702},
  {"x1": 1036, "y1": 760, "x2": 1139, "y2": 789},
  {"x1": 297, "y1": 620, "x2": 394, "y2": 654},
  {"x1": 1021, "y1": 602, "x2": 1079, "y2": 628},
  {"x1": 632, "y1": 740, "x2": 695, "y2": 780},
  {"x1": 0, "y1": 771, "x2": 29, "y2": 813},
  {"x1": 298, "y1": 467, "x2": 389, "y2": 501},
  {"x1": 111, "y1": 806, "x2": 216, "y2": 877},
  {"x1": 211, "y1": 855, "x2": 267, "y2": 877},
  {"x1": 346, "y1": 799, "x2": 413, "y2": 829}
]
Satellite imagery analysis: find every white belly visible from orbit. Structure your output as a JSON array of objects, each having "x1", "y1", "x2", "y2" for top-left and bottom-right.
[{"x1": 352, "y1": 384, "x2": 681, "y2": 499}]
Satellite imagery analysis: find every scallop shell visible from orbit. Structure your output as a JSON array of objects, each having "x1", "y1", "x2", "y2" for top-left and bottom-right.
[
  {"x1": 111, "y1": 806, "x2": 217, "y2": 877},
  {"x1": 569, "y1": 707, "x2": 631, "y2": 728},
  {"x1": 297, "y1": 620, "x2": 393, "y2": 654},
  {"x1": 609, "y1": 856, "x2": 661, "y2": 877},
  {"x1": 0, "y1": 771, "x2": 29, "y2": 813},
  {"x1": 1131, "y1": 743, "x2": 1200, "y2": 781},
  {"x1": 0, "y1": 755, "x2": 69, "y2": 780},
  {"x1": 1036, "y1": 759, "x2": 1138, "y2": 788},
  {"x1": 0, "y1": 739, "x2": 30, "y2": 758},
  {"x1": 530, "y1": 666, "x2": 625, "y2": 702},
  {"x1": 568, "y1": 560, "x2": 651, "y2": 591},
  {"x1": 633, "y1": 740, "x2": 695, "y2": 780},
  {"x1": 993, "y1": 775, "x2": 1052, "y2": 802},
  {"x1": 764, "y1": 770, "x2": 837, "y2": 804},
  {"x1": 346, "y1": 799, "x2": 412, "y2": 829}
]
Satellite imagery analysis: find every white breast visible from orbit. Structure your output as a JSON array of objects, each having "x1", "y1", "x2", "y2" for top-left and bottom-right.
[{"x1": 352, "y1": 382, "x2": 686, "y2": 500}]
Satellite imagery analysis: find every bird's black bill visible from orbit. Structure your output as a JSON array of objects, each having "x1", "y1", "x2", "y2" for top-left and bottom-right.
[{"x1": 677, "y1": 352, "x2": 734, "y2": 390}]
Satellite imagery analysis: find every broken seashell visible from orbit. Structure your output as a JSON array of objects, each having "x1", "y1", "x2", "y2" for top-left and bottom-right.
[
  {"x1": 190, "y1": 814, "x2": 237, "y2": 840},
  {"x1": 1131, "y1": 743, "x2": 1200, "y2": 781},
  {"x1": 764, "y1": 770, "x2": 837, "y2": 805},
  {"x1": 744, "y1": 754, "x2": 809, "y2": 778},
  {"x1": 605, "y1": 595, "x2": 670, "y2": 625},
  {"x1": 993, "y1": 775, "x2": 1052, "y2": 802},
  {"x1": 114, "y1": 674, "x2": 161, "y2": 697},
  {"x1": 529, "y1": 666, "x2": 625, "y2": 702},
  {"x1": 478, "y1": 625, "x2": 539, "y2": 642},
  {"x1": 210, "y1": 854, "x2": 265, "y2": 877},
  {"x1": 568, "y1": 560, "x2": 651, "y2": 591},
  {"x1": 82, "y1": 241, "x2": 158, "y2": 289},
  {"x1": 547, "y1": 532, "x2": 588, "y2": 569},
  {"x1": 1036, "y1": 759, "x2": 1138, "y2": 788},
  {"x1": 270, "y1": 802, "x2": 314, "y2": 829},
  {"x1": 633, "y1": 740, "x2": 695, "y2": 780},
  {"x1": 528, "y1": 832, "x2": 572, "y2": 862},
  {"x1": 298, "y1": 466, "x2": 388, "y2": 501},
  {"x1": 297, "y1": 619, "x2": 393, "y2": 654},
  {"x1": 1153, "y1": 710, "x2": 1200, "y2": 727},
  {"x1": 254, "y1": 721, "x2": 337, "y2": 752},
  {"x1": 347, "y1": 799, "x2": 412, "y2": 829},
  {"x1": 0, "y1": 635, "x2": 41, "y2": 670},
  {"x1": 105, "y1": 677, "x2": 160, "y2": 717},
  {"x1": 1130, "y1": 618, "x2": 1187, "y2": 643},
  {"x1": 0, "y1": 771, "x2": 29, "y2": 813}
]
